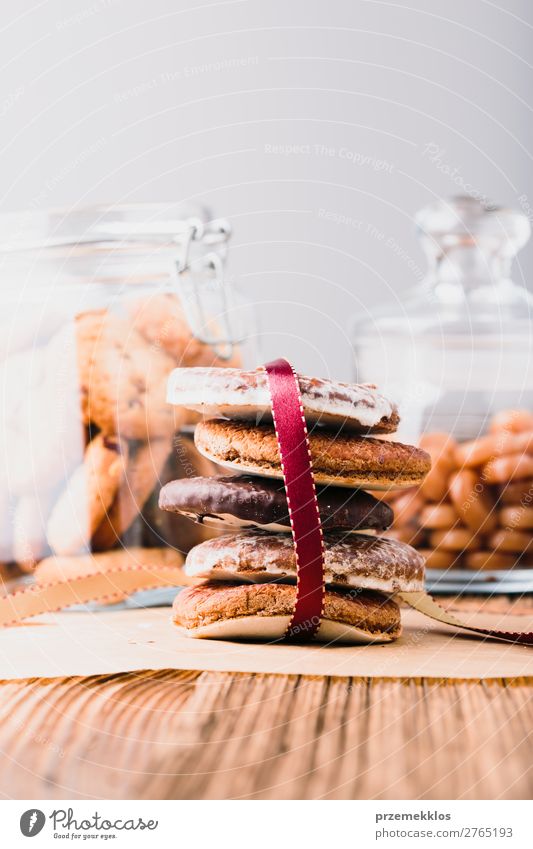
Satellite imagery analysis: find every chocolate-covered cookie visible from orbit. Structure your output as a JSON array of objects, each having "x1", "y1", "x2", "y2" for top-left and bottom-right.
[{"x1": 159, "y1": 474, "x2": 393, "y2": 532}]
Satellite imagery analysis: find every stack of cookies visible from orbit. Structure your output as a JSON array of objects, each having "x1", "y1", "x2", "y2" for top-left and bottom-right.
[{"x1": 160, "y1": 367, "x2": 430, "y2": 644}]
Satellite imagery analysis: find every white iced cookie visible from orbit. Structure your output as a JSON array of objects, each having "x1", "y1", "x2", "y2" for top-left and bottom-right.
[{"x1": 166, "y1": 367, "x2": 399, "y2": 433}]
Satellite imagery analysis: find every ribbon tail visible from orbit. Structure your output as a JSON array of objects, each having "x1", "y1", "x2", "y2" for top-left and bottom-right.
[{"x1": 399, "y1": 591, "x2": 533, "y2": 646}]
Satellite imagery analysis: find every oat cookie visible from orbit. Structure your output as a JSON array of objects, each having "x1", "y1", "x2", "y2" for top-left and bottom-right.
[{"x1": 194, "y1": 419, "x2": 431, "y2": 489}]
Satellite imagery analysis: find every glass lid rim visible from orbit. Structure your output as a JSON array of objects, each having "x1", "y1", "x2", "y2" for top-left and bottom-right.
[{"x1": 0, "y1": 201, "x2": 226, "y2": 253}]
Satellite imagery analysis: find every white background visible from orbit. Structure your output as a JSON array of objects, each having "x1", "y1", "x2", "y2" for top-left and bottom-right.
[{"x1": 1, "y1": 0, "x2": 532, "y2": 377}]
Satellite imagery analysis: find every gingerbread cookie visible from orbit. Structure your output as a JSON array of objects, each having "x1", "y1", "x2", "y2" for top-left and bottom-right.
[
  {"x1": 194, "y1": 420, "x2": 430, "y2": 489},
  {"x1": 173, "y1": 582, "x2": 401, "y2": 644}
]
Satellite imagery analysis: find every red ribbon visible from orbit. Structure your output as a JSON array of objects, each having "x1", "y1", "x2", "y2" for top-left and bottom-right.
[{"x1": 264, "y1": 358, "x2": 325, "y2": 640}]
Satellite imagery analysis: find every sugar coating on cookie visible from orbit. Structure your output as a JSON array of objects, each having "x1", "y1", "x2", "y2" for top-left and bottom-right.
[
  {"x1": 166, "y1": 367, "x2": 399, "y2": 433},
  {"x1": 184, "y1": 531, "x2": 425, "y2": 594}
]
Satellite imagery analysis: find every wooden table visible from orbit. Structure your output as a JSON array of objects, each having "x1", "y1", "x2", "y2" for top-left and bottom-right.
[{"x1": 0, "y1": 597, "x2": 532, "y2": 800}]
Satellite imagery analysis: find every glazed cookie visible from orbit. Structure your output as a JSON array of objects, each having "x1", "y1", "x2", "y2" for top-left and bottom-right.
[
  {"x1": 92, "y1": 438, "x2": 172, "y2": 551},
  {"x1": 76, "y1": 310, "x2": 182, "y2": 440},
  {"x1": 167, "y1": 367, "x2": 400, "y2": 433},
  {"x1": 47, "y1": 434, "x2": 128, "y2": 556},
  {"x1": 184, "y1": 531, "x2": 425, "y2": 594},
  {"x1": 173, "y1": 582, "x2": 402, "y2": 644},
  {"x1": 159, "y1": 474, "x2": 393, "y2": 532},
  {"x1": 194, "y1": 420, "x2": 430, "y2": 489}
]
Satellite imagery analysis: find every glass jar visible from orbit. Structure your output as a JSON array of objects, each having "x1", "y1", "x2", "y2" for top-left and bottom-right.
[
  {"x1": 352, "y1": 196, "x2": 533, "y2": 591},
  {"x1": 0, "y1": 203, "x2": 255, "y2": 583}
]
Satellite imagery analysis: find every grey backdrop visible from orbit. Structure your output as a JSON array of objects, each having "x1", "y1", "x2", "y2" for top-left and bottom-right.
[{"x1": 2, "y1": 0, "x2": 532, "y2": 378}]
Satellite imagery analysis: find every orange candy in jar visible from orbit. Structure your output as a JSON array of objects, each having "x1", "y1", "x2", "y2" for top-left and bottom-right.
[
  {"x1": 353, "y1": 196, "x2": 533, "y2": 581},
  {"x1": 386, "y1": 410, "x2": 533, "y2": 570}
]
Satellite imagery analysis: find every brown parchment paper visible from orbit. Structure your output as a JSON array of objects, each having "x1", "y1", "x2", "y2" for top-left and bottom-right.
[{"x1": 1, "y1": 606, "x2": 532, "y2": 680}]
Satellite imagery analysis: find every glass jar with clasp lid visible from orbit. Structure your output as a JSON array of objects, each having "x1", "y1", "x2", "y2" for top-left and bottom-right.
[
  {"x1": 352, "y1": 196, "x2": 533, "y2": 593},
  {"x1": 0, "y1": 203, "x2": 256, "y2": 586}
]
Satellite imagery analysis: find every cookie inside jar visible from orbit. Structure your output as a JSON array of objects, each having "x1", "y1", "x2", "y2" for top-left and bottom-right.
[
  {"x1": 0, "y1": 203, "x2": 249, "y2": 586},
  {"x1": 384, "y1": 411, "x2": 533, "y2": 573}
]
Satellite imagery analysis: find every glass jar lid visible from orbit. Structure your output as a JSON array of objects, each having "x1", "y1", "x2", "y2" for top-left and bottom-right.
[{"x1": 0, "y1": 203, "x2": 245, "y2": 359}]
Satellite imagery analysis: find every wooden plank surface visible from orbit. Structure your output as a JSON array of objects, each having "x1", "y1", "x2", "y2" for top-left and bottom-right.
[{"x1": 0, "y1": 597, "x2": 532, "y2": 800}]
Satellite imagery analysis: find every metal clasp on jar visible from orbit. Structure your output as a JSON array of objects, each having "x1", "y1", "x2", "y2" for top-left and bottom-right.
[{"x1": 175, "y1": 216, "x2": 244, "y2": 360}]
